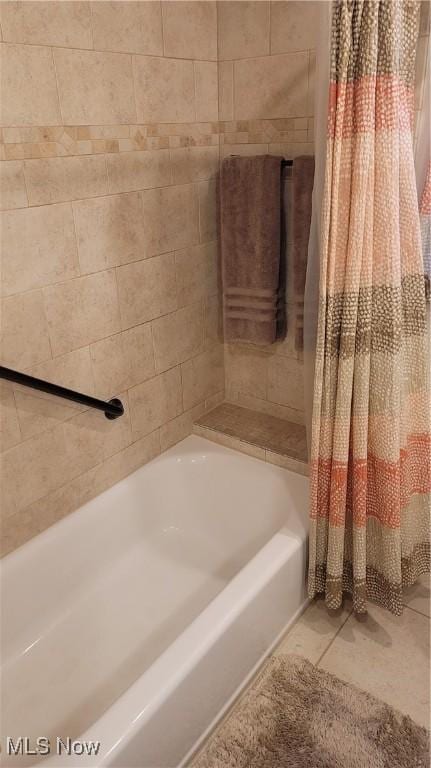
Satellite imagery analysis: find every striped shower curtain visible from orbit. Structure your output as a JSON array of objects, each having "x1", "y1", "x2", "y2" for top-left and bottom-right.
[
  {"x1": 420, "y1": 165, "x2": 430, "y2": 294},
  {"x1": 308, "y1": 0, "x2": 430, "y2": 615}
]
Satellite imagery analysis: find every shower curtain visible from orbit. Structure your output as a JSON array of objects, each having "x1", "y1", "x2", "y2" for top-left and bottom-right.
[
  {"x1": 415, "y1": 30, "x2": 430, "y2": 291},
  {"x1": 420, "y1": 167, "x2": 431, "y2": 293},
  {"x1": 307, "y1": 0, "x2": 430, "y2": 615}
]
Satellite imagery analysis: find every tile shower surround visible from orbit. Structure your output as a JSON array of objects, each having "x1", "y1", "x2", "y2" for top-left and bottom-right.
[
  {"x1": 0, "y1": 1, "x2": 429, "y2": 554},
  {"x1": 0, "y1": 1, "x2": 223, "y2": 556}
]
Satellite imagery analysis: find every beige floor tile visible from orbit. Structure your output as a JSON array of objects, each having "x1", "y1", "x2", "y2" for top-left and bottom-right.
[
  {"x1": 403, "y1": 573, "x2": 430, "y2": 618},
  {"x1": 274, "y1": 598, "x2": 352, "y2": 664},
  {"x1": 319, "y1": 604, "x2": 430, "y2": 728}
]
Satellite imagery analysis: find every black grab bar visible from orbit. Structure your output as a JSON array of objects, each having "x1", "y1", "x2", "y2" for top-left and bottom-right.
[{"x1": 0, "y1": 366, "x2": 124, "y2": 420}]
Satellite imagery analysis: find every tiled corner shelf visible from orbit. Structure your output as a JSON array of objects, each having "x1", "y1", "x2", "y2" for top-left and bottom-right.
[{"x1": 193, "y1": 402, "x2": 308, "y2": 476}]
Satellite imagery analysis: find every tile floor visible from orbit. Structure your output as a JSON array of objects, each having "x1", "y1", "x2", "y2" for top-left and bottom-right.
[
  {"x1": 193, "y1": 573, "x2": 430, "y2": 765},
  {"x1": 275, "y1": 573, "x2": 430, "y2": 729}
]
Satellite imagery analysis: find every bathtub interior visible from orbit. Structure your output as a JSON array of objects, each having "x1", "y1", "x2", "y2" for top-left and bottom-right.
[{"x1": 1, "y1": 436, "x2": 309, "y2": 763}]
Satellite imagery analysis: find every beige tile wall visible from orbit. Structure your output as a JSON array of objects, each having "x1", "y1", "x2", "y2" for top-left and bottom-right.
[
  {"x1": 0, "y1": 0, "x2": 223, "y2": 556},
  {"x1": 1, "y1": 0, "x2": 428, "y2": 555},
  {"x1": 219, "y1": 0, "x2": 317, "y2": 425},
  {"x1": 221, "y1": 0, "x2": 430, "y2": 426}
]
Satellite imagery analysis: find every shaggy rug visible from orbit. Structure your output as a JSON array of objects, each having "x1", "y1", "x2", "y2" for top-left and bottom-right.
[{"x1": 191, "y1": 655, "x2": 429, "y2": 768}]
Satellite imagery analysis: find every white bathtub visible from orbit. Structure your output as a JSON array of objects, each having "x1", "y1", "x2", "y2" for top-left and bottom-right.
[{"x1": 1, "y1": 435, "x2": 309, "y2": 768}]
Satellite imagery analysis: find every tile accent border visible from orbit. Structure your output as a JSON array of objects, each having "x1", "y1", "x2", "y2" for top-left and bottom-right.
[
  {"x1": 220, "y1": 117, "x2": 314, "y2": 146},
  {"x1": 0, "y1": 118, "x2": 315, "y2": 161}
]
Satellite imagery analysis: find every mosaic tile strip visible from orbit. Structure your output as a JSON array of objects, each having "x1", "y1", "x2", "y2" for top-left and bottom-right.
[{"x1": 0, "y1": 119, "x2": 315, "y2": 160}]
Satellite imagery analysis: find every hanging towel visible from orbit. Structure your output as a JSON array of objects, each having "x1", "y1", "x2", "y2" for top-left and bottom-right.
[
  {"x1": 292, "y1": 155, "x2": 315, "y2": 351},
  {"x1": 221, "y1": 154, "x2": 284, "y2": 345}
]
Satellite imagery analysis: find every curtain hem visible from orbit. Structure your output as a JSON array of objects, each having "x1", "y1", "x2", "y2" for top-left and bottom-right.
[{"x1": 308, "y1": 542, "x2": 430, "y2": 616}]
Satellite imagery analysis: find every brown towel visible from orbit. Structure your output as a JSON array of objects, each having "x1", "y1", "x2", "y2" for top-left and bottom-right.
[
  {"x1": 293, "y1": 155, "x2": 315, "y2": 351},
  {"x1": 221, "y1": 154, "x2": 284, "y2": 345}
]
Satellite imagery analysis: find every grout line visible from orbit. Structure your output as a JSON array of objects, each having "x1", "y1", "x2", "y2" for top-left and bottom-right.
[
  {"x1": 403, "y1": 603, "x2": 430, "y2": 620},
  {"x1": 315, "y1": 604, "x2": 354, "y2": 668},
  {"x1": 20, "y1": 158, "x2": 31, "y2": 207},
  {"x1": 268, "y1": 0, "x2": 272, "y2": 56},
  {"x1": 1, "y1": 114, "x2": 312, "y2": 134},
  {"x1": 1, "y1": 172, "x2": 215, "y2": 214},
  {"x1": 87, "y1": 345, "x2": 98, "y2": 399},
  {"x1": 112, "y1": 261, "x2": 123, "y2": 335},
  {"x1": 218, "y1": 48, "x2": 315, "y2": 64},
  {"x1": 88, "y1": 1, "x2": 95, "y2": 51},
  {"x1": 179, "y1": 354, "x2": 186, "y2": 413},
  {"x1": 129, "y1": 54, "x2": 139, "y2": 126},
  {"x1": 69, "y1": 197, "x2": 81, "y2": 264},
  {"x1": 10, "y1": 387, "x2": 23, "y2": 445},
  {"x1": 160, "y1": 1, "x2": 166, "y2": 58},
  {"x1": 50, "y1": 46, "x2": 64, "y2": 125},
  {"x1": 2, "y1": 217, "x2": 216, "y2": 301},
  {"x1": 40, "y1": 288, "x2": 55, "y2": 364},
  {"x1": 193, "y1": 61, "x2": 198, "y2": 124},
  {"x1": 1, "y1": 38, "x2": 219, "y2": 63},
  {"x1": 102, "y1": 152, "x2": 110, "y2": 195}
]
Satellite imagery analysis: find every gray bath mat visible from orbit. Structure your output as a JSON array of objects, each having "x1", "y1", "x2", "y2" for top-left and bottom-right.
[{"x1": 191, "y1": 655, "x2": 429, "y2": 768}]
